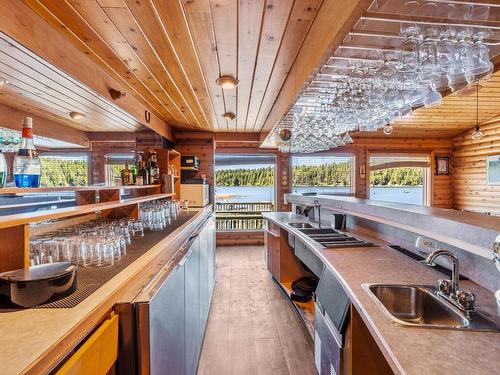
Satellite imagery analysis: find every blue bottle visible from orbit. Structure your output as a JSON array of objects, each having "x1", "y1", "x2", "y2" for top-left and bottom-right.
[{"x1": 14, "y1": 117, "x2": 41, "y2": 187}]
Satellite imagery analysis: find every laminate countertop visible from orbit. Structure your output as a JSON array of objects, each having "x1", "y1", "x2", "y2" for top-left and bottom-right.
[
  {"x1": 0, "y1": 207, "x2": 211, "y2": 375},
  {"x1": 263, "y1": 212, "x2": 500, "y2": 375}
]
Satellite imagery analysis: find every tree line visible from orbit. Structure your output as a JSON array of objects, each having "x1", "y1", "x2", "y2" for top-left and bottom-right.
[
  {"x1": 40, "y1": 158, "x2": 88, "y2": 187},
  {"x1": 216, "y1": 163, "x2": 423, "y2": 187}
]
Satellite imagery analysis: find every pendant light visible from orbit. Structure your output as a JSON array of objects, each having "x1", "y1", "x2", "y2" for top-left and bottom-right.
[{"x1": 471, "y1": 84, "x2": 484, "y2": 140}]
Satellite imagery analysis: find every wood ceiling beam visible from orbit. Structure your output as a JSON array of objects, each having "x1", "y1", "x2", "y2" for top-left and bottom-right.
[
  {"x1": 0, "y1": 103, "x2": 89, "y2": 148},
  {"x1": 8, "y1": 0, "x2": 174, "y2": 140},
  {"x1": 260, "y1": 0, "x2": 373, "y2": 135}
]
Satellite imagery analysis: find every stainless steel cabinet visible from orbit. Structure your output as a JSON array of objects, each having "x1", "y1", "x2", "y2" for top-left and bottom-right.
[
  {"x1": 137, "y1": 262, "x2": 186, "y2": 375},
  {"x1": 185, "y1": 238, "x2": 202, "y2": 375},
  {"x1": 116, "y1": 214, "x2": 216, "y2": 375}
]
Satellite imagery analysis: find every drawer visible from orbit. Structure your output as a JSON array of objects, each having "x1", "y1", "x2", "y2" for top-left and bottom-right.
[
  {"x1": 56, "y1": 313, "x2": 119, "y2": 375},
  {"x1": 294, "y1": 240, "x2": 324, "y2": 277}
]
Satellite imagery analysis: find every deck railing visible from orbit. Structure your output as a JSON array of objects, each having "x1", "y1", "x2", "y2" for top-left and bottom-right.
[{"x1": 215, "y1": 201, "x2": 273, "y2": 231}]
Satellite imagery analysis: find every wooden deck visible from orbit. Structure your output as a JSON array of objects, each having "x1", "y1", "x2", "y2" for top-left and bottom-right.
[{"x1": 198, "y1": 246, "x2": 317, "y2": 375}]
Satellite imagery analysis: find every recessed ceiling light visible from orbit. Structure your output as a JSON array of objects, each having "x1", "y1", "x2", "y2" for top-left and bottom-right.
[
  {"x1": 222, "y1": 112, "x2": 236, "y2": 120},
  {"x1": 216, "y1": 76, "x2": 239, "y2": 89},
  {"x1": 69, "y1": 111, "x2": 86, "y2": 120}
]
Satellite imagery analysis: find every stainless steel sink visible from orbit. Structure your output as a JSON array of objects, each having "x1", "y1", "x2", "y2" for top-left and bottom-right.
[
  {"x1": 364, "y1": 284, "x2": 500, "y2": 332},
  {"x1": 288, "y1": 222, "x2": 314, "y2": 229}
]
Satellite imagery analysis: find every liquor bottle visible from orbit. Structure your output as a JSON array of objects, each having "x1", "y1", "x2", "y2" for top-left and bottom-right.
[
  {"x1": 14, "y1": 117, "x2": 41, "y2": 187},
  {"x1": 149, "y1": 151, "x2": 160, "y2": 184},
  {"x1": 131, "y1": 152, "x2": 143, "y2": 184},
  {"x1": 136, "y1": 161, "x2": 147, "y2": 186},
  {"x1": 120, "y1": 162, "x2": 133, "y2": 186},
  {"x1": 0, "y1": 150, "x2": 6, "y2": 188}
]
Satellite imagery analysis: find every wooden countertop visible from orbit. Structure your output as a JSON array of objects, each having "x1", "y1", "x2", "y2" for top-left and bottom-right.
[
  {"x1": 285, "y1": 194, "x2": 500, "y2": 259},
  {"x1": 0, "y1": 185, "x2": 162, "y2": 194},
  {"x1": 263, "y1": 212, "x2": 500, "y2": 375},
  {"x1": 0, "y1": 207, "x2": 211, "y2": 375}
]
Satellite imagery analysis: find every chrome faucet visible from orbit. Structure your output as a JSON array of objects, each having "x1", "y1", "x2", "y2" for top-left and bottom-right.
[
  {"x1": 425, "y1": 249, "x2": 476, "y2": 317},
  {"x1": 314, "y1": 200, "x2": 321, "y2": 228}
]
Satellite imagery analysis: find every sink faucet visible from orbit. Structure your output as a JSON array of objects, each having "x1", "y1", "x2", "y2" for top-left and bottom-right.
[
  {"x1": 425, "y1": 249, "x2": 476, "y2": 317},
  {"x1": 314, "y1": 200, "x2": 321, "y2": 228}
]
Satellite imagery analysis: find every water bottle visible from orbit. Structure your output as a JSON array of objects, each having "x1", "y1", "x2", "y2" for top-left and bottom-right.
[{"x1": 14, "y1": 117, "x2": 41, "y2": 187}]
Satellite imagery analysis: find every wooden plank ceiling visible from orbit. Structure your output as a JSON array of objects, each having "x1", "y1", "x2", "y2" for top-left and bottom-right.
[{"x1": 21, "y1": 0, "x2": 323, "y2": 133}]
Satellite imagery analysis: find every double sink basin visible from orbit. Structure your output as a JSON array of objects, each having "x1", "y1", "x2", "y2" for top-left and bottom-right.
[
  {"x1": 288, "y1": 222, "x2": 374, "y2": 249},
  {"x1": 287, "y1": 222, "x2": 500, "y2": 332}
]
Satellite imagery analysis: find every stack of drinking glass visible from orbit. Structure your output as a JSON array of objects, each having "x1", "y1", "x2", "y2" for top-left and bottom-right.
[
  {"x1": 139, "y1": 199, "x2": 181, "y2": 231},
  {"x1": 29, "y1": 218, "x2": 145, "y2": 268}
]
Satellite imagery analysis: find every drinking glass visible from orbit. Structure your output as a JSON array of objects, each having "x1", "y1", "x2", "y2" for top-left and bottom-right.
[{"x1": 399, "y1": 26, "x2": 421, "y2": 73}]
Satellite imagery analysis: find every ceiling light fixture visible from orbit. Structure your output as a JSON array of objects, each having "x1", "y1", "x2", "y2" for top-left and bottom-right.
[
  {"x1": 472, "y1": 84, "x2": 484, "y2": 140},
  {"x1": 222, "y1": 112, "x2": 236, "y2": 121},
  {"x1": 69, "y1": 111, "x2": 86, "y2": 120},
  {"x1": 216, "y1": 76, "x2": 239, "y2": 89}
]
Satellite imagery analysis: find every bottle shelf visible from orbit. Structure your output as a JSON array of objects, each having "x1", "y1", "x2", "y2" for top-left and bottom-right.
[
  {"x1": 0, "y1": 184, "x2": 162, "y2": 194},
  {"x1": 0, "y1": 193, "x2": 173, "y2": 229}
]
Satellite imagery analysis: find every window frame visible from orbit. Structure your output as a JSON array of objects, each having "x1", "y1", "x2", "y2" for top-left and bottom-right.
[
  {"x1": 368, "y1": 152, "x2": 430, "y2": 206},
  {"x1": 290, "y1": 153, "x2": 356, "y2": 196},
  {"x1": 38, "y1": 151, "x2": 91, "y2": 187},
  {"x1": 104, "y1": 153, "x2": 135, "y2": 186}
]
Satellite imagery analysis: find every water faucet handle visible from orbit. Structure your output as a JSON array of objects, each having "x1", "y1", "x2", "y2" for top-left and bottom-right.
[
  {"x1": 457, "y1": 290, "x2": 476, "y2": 312},
  {"x1": 437, "y1": 279, "x2": 453, "y2": 296}
]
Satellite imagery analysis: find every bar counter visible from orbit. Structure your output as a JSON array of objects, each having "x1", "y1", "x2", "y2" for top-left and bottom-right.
[
  {"x1": 263, "y1": 211, "x2": 500, "y2": 375},
  {"x1": 0, "y1": 206, "x2": 211, "y2": 375},
  {"x1": 285, "y1": 194, "x2": 500, "y2": 259}
]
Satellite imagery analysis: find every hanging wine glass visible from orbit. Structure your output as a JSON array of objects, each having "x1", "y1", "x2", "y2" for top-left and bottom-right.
[{"x1": 399, "y1": 25, "x2": 421, "y2": 73}]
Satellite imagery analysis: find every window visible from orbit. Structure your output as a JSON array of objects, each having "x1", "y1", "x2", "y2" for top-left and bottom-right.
[
  {"x1": 214, "y1": 154, "x2": 276, "y2": 231},
  {"x1": 105, "y1": 153, "x2": 135, "y2": 186},
  {"x1": 292, "y1": 155, "x2": 354, "y2": 195},
  {"x1": 369, "y1": 154, "x2": 429, "y2": 205},
  {"x1": 40, "y1": 154, "x2": 88, "y2": 187}
]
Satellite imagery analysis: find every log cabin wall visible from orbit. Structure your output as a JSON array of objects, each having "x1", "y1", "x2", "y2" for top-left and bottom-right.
[
  {"x1": 310, "y1": 137, "x2": 453, "y2": 208},
  {"x1": 452, "y1": 118, "x2": 500, "y2": 215},
  {"x1": 175, "y1": 131, "x2": 215, "y2": 203}
]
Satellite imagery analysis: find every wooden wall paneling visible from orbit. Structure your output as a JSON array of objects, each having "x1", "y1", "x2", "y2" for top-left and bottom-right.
[
  {"x1": 101, "y1": 2, "x2": 209, "y2": 129},
  {"x1": 262, "y1": 0, "x2": 373, "y2": 133},
  {"x1": 11, "y1": 0, "x2": 173, "y2": 139},
  {"x1": 245, "y1": 0, "x2": 294, "y2": 132},
  {"x1": 182, "y1": 0, "x2": 226, "y2": 131},
  {"x1": 151, "y1": 0, "x2": 219, "y2": 130},
  {"x1": 251, "y1": 0, "x2": 323, "y2": 132},
  {"x1": 210, "y1": 0, "x2": 238, "y2": 132},
  {"x1": 355, "y1": 148, "x2": 368, "y2": 199},
  {"x1": 430, "y1": 150, "x2": 453, "y2": 208},
  {"x1": 276, "y1": 152, "x2": 292, "y2": 212},
  {"x1": 175, "y1": 131, "x2": 215, "y2": 203},
  {"x1": 0, "y1": 224, "x2": 29, "y2": 273},
  {"x1": 452, "y1": 119, "x2": 500, "y2": 215}
]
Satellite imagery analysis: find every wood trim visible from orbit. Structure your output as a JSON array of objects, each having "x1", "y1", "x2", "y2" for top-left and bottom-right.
[{"x1": 2, "y1": 1, "x2": 173, "y2": 139}]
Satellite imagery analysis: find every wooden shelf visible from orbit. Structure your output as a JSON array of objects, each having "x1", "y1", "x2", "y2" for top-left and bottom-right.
[
  {"x1": 0, "y1": 185, "x2": 162, "y2": 194},
  {"x1": 0, "y1": 193, "x2": 173, "y2": 230},
  {"x1": 180, "y1": 166, "x2": 199, "y2": 171}
]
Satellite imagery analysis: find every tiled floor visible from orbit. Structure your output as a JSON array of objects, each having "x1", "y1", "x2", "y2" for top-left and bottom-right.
[{"x1": 197, "y1": 246, "x2": 317, "y2": 375}]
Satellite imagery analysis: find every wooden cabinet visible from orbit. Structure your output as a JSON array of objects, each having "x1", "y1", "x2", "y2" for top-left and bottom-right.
[
  {"x1": 265, "y1": 225, "x2": 281, "y2": 279},
  {"x1": 56, "y1": 313, "x2": 119, "y2": 375}
]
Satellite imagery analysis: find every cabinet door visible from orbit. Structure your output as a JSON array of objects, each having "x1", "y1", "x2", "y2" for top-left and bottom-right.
[
  {"x1": 206, "y1": 217, "x2": 216, "y2": 297},
  {"x1": 199, "y1": 225, "x2": 210, "y2": 328},
  {"x1": 185, "y1": 238, "x2": 202, "y2": 375},
  {"x1": 265, "y1": 230, "x2": 280, "y2": 279},
  {"x1": 145, "y1": 263, "x2": 186, "y2": 375}
]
